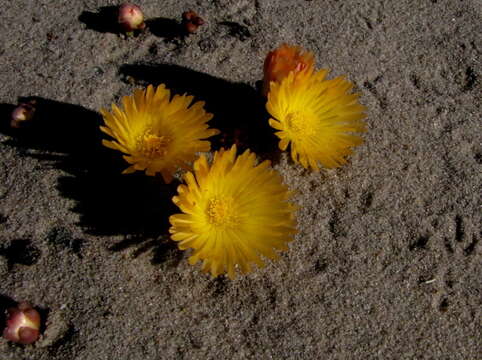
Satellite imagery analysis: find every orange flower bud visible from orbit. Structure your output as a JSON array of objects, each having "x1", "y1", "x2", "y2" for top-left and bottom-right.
[
  {"x1": 118, "y1": 3, "x2": 146, "y2": 34},
  {"x1": 262, "y1": 43, "x2": 315, "y2": 96},
  {"x1": 2, "y1": 302, "x2": 41, "y2": 344}
]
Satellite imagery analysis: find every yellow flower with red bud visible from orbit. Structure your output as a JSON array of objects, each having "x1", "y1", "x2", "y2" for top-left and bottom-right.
[
  {"x1": 262, "y1": 43, "x2": 315, "y2": 96},
  {"x1": 267, "y1": 69, "x2": 367, "y2": 170}
]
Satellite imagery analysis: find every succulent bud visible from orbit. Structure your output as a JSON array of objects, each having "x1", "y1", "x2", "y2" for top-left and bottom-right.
[
  {"x1": 118, "y1": 3, "x2": 146, "y2": 34},
  {"x1": 182, "y1": 10, "x2": 204, "y2": 34},
  {"x1": 2, "y1": 302, "x2": 41, "y2": 344},
  {"x1": 10, "y1": 100, "x2": 36, "y2": 128},
  {"x1": 262, "y1": 43, "x2": 315, "y2": 96}
]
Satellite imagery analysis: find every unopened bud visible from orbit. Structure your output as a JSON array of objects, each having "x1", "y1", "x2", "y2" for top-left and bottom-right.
[
  {"x1": 2, "y1": 302, "x2": 41, "y2": 344},
  {"x1": 118, "y1": 3, "x2": 146, "y2": 34},
  {"x1": 10, "y1": 100, "x2": 36, "y2": 128},
  {"x1": 262, "y1": 44, "x2": 315, "y2": 96},
  {"x1": 182, "y1": 10, "x2": 204, "y2": 34}
]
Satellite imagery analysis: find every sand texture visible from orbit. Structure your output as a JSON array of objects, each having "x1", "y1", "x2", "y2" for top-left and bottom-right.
[{"x1": 0, "y1": 0, "x2": 481, "y2": 359}]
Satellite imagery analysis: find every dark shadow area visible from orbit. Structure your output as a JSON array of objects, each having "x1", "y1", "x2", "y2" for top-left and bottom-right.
[
  {"x1": 219, "y1": 21, "x2": 252, "y2": 41},
  {"x1": 146, "y1": 17, "x2": 185, "y2": 42},
  {"x1": 0, "y1": 294, "x2": 16, "y2": 334},
  {"x1": 46, "y1": 226, "x2": 84, "y2": 256},
  {"x1": 78, "y1": 6, "x2": 119, "y2": 34},
  {"x1": 0, "y1": 103, "x2": 15, "y2": 131},
  {"x1": 0, "y1": 239, "x2": 41, "y2": 269},
  {"x1": 110, "y1": 235, "x2": 184, "y2": 266},
  {"x1": 119, "y1": 63, "x2": 280, "y2": 161},
  {"x1": 0, "y1": 98, "x2": 178, "y2": 244}
]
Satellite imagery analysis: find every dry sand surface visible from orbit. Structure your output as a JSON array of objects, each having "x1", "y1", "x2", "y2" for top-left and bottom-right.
[{"x1": 0, "y1": 0, "x2": 481, "y2": 359}]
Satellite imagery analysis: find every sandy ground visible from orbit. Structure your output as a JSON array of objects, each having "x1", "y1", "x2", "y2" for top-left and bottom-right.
[{"x1": 0, "y1": 0, "x2": 481, "y2": 359}]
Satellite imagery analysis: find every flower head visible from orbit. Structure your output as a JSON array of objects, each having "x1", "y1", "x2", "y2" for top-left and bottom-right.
[
  {"x1": 169, "y1": 145, "x2": 297, "y2": 279},
  {"x1": 267, "y1": 69, "x2": 367, "y2": 170},
  {"x1": 100, "y1": 84, "x2": 219, "y2": 183},
  {"x1": 262, "y1": 43, "x2": 315, "y2": 96}
]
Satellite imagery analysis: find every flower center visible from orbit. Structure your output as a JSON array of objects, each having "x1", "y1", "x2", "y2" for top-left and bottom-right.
[
  {"x1": 285, "y1": 111, "x2": 316, "y2": 137},
  {"x1": 207, "y1": 198, "x2": 238, "y2": 227},
  {"x1": 139, "y1": 132, "x2": 171, "y2": 159}
]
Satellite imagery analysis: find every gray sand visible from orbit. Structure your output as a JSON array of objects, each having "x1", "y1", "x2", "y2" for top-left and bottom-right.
[{"x1": 0, "y1": 0, "x2": 480, "y2": 359}]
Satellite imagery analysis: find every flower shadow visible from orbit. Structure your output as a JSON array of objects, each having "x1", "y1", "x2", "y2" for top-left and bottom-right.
[
  {"x1": 119, "y1": 63, "x2": 281, "y2": 163},
  {"x1": 0, "y1": 98, "x2": 179, "y2": 262}
]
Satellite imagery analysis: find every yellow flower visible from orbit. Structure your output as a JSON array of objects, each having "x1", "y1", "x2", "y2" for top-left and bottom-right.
[
  {"x1": 266, "y1": 69, "x2": 367, "y2": 170},
  {"x1": 262, "y1": 43, "x2": 315, "y2": 96},
  {"x1": 100, "y1": 84, "x2": 220, "y2": 183},
  {"x1": 169, "y1": 145, "x2": 297, "y2": 279}
]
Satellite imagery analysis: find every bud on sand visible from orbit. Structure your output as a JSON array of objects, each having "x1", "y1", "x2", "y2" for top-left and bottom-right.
[
  {"x1": 118, "y1": 3, "x2": 146, "y2": 34},
  {"x1": 2, "y1": 302, "x2": 41, "y2": 344},
  {"x1": 10, "y1": 100, "x2": 36, "y2": 128},
  {"x1": 182, "y1": 10, "x2": 204, "y2": 34}
]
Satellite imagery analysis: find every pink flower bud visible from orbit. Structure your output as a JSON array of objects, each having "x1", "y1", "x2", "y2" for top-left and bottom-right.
[
  {"x1": 2, "y1": 302, "x2": 41, "y2": 344},
  {"x1": 118, "y1": 3, "x2": 146, "y2": 33},
  {"x1": 10, "y1": 101, "x2": 36, "y2": 128}
]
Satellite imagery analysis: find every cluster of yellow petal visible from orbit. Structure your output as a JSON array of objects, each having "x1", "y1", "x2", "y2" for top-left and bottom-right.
[
  {"x1": 169, "y1": 145, "x2": 297, "y2": 279},
  {"x1": 100, "y1": 84, "x2": 219, "y2": 183},
  {"x1": 262, "y1": 43, "x2": 315, "y2": 96},
  {"x1": 265, "y1": 50, "x2": 367, "y2": 170},
  {"x1": 98, "y1": 42, "x2": 367, "y2": 279}
]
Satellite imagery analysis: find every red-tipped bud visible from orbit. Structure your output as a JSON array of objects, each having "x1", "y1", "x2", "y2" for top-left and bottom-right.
[
  {"x1": 118, "y1": 3, "x2": 146, "y2": 33},
  {"x1": 2, "y1": 302, "x2": 41, "y2": 344},
  {"x1": 10, "y1": 100, "x2": 36, "y2": 128},
  {"x1": 182, "y1": 10, "x2": 204, "y2": 34}
]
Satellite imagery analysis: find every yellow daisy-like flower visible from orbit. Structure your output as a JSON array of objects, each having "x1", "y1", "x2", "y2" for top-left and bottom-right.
[
  {"x1": 267, "y1": 69, "x2": 367, "y2": 170},
  {"x1": 100, "y1": 84, "x2": 220, "y2": 183},
  {"x1": 169, "y1": 145, "x2": 297, "y2": 279}
]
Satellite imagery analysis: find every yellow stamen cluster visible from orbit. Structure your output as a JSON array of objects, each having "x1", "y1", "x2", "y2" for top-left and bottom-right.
[
  {"x1": 100, "y1": 84, "x2": 219, "y2": 183},
  {"x1": 169, "y1": 145, "x2": 297, "y2": 279}
]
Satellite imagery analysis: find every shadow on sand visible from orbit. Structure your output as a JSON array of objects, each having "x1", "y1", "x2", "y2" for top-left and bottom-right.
[
  {"x1": 0, "y1": 64, "x2": 279, "y2": 262},
  {"x1": 0, "y1": 98, "x2": 178, "y2": 262}
]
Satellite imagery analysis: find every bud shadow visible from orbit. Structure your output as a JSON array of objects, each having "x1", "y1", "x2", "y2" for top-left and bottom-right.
[
  {"x1": 0, "y1": 294, "x2": 16, "y2": 334},
  {"x1": 119, "y1": 63, "x2": 281, "y2": 163},
  {"x1": 0, "y1": 98, "x2": 180, "y2": 262},
  {"x1": 0, "y1": 239, "x2": 41, "y2": 269},
  {"x1": 78, "y1": 6, "x2": 119, "y2": 34},
  {"x1": 146, "y1": 18, "x2": 186, "y2": 42}
]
